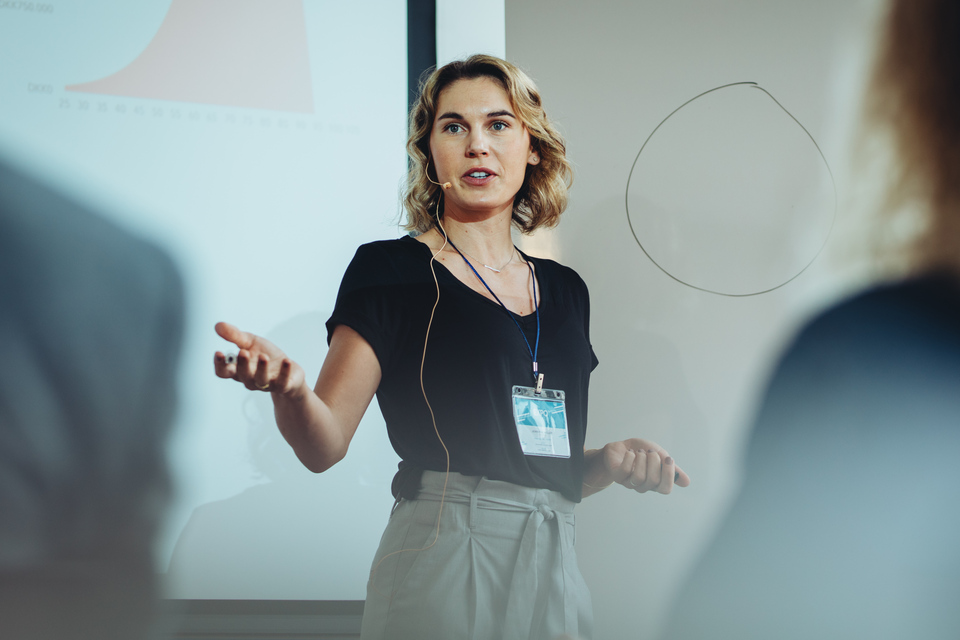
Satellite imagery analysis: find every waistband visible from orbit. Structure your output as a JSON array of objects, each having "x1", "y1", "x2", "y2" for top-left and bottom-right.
[{"x1": 414, "y1": 470, "x2": 576, "y2": 516}]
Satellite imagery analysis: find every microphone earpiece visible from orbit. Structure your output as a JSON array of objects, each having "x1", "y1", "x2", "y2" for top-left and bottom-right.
[{"x1": 425, "y1": 164, "x2": 452, "y2": 190}]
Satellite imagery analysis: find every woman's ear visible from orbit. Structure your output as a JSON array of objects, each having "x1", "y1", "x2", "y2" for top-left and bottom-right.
[{"x1": 528, "y1": 150, "x2": 540, "y2": 165}]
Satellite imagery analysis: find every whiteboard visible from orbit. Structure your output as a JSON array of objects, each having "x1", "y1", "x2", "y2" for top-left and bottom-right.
[{"x1": 506, "y1": 1, "x2": 882, "y2": 638}]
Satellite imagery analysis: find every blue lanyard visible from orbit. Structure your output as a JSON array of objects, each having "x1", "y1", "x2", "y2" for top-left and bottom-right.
[{"x1": 447, "y1": 238, "x2": 542, "y2": 387}]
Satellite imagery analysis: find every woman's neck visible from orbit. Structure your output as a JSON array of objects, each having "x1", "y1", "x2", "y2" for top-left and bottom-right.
[{"x1": 433, "y1": 215, "x2": 517, "y2": 267}]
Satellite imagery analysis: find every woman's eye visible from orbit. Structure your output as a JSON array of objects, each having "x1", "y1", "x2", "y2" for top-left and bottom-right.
[
  {"x1": 491, "y1": 121, "x2": 508, "y2": 131},
  {"x1": 445, "y1": 123, "x2": 464, "y2": 134}
]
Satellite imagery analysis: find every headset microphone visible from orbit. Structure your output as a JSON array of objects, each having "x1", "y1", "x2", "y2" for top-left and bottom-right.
[{"x1": 425, "y1": 165, "x2": 452, "y2": 190}]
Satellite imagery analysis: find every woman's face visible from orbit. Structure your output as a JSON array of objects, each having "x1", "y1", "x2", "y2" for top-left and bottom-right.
[{"x1": 428, "y1": 76, "x2": 539, "y2": 222}]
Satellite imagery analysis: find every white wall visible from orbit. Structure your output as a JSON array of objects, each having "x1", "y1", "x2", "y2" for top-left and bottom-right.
[
  {"x1": 436, "y1": 0, "x2": 506, "y2": 65},
  {"x1": 506, "y1": 1, "x2": 883, "y2": 637}
]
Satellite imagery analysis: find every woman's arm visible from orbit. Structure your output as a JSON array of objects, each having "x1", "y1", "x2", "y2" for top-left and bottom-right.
[{"x1": 214, "y1": 322, "x2": 381, "y2": 473}]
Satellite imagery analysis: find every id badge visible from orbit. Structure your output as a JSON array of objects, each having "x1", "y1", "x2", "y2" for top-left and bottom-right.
[{"x1": 512, "y1": 385, "x2": 571, "y2": 458}]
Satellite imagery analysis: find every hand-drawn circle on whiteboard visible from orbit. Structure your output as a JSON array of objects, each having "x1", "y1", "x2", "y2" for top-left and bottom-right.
[{"x1": 625, "y1": 82, "x2": 836, "y2": 297}]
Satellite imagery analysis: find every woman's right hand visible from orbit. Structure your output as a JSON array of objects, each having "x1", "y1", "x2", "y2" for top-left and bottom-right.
[
  {"x1": 213, "y1": 321, "x2": 380, "y2": 473},
  {"x1": 213, "y1": 321, "x2": 306, "y2": 397}
]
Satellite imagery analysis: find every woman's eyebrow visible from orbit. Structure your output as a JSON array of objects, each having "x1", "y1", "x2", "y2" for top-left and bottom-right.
[{"x1": 437, "y1": 110, "x2": 517, "y2": 121}]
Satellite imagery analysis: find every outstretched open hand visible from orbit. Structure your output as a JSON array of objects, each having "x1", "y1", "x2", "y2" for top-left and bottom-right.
[{"x1": 212, "y1": 322, "x2": 306, "y2": 397}]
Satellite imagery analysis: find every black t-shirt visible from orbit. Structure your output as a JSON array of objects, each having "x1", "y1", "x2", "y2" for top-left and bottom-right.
[{"x1": 326, "y1": 236, "x2": 598, "y2": 502}]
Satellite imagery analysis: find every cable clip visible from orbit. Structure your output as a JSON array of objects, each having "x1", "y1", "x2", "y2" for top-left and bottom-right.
[{"x1": 535, "y1": 373, "x2": 544, "y2": 395}]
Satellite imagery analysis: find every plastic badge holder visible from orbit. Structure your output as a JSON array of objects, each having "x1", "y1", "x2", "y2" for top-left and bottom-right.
[{"x1": 512, "y1": 385, "x2": 571, "y2": 459}]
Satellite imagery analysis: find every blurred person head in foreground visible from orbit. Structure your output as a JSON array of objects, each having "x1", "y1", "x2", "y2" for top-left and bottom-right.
[
  {"x1": 662, "y1": 2, "x2": 960, "y2": 638},
  {"x1": 0, "y1": 153, "x2": 184, "y2": 640}
]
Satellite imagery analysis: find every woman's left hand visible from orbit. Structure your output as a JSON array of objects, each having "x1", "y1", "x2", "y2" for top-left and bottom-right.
[{"x1": 582, "y1": 439, "x2": 691, "y2": 497}]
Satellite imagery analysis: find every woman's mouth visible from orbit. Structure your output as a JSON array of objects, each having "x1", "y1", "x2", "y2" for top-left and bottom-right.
[{"x1": 462, "y1": 168, "x2": 496, "y2": 185}]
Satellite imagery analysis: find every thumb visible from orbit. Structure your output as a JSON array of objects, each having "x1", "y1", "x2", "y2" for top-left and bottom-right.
[{"x1": 215, "y1": 321, "x2": 256, "y2": 350}]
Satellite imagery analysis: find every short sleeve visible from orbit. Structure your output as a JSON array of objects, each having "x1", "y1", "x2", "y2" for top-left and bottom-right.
[{"x1": 325, "y1": 241, "x2": 409, "y2": 374}]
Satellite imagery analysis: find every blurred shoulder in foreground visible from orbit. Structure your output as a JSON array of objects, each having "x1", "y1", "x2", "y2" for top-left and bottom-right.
[
  {"x1": 663, "y1": 274, "x2": 960, "y2": 639},
  {"x1": 0, "y1": 153, "x2": 185, "y2": 640}
]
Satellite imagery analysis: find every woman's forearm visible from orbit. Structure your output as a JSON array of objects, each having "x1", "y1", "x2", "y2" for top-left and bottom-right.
[
  {"x1": 273, "y1": 382, "x2": 350, "y2": 473},
  {"x1": 272, "y1": 325, "x2": 382, "y2": 473}
]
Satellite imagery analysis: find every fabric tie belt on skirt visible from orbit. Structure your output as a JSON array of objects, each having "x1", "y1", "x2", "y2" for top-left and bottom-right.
[{"x1": 416, "y1": 471, "x2": 581, "y2": 637}]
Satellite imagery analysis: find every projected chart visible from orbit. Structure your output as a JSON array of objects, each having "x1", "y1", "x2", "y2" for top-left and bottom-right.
[
  {"x1": 626, "y1": 83, "x2": 836, "y2": 297},
  {"x1": 66, "y1": 0, "x2": 314, "y2": 113},
  {"x1": 0, "y1": 0, "x2": 409, "y2": 603}
]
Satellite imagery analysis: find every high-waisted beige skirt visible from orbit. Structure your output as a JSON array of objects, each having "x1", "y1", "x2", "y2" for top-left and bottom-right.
[{"x1": 360, "y1": 471, "x2": 593, "y2": 640}]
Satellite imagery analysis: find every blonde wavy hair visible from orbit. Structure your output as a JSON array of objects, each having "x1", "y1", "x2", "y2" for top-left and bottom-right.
[
  {"x1": 403, "y1": 55, "x2": 572, "y2": 234},
  {"x1": 867, "y1": 0, "x2": 960, "y2": 276}
]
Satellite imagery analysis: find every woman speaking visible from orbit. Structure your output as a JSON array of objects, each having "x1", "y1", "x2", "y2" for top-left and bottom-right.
[{"x1": 214, "y1": 55, "x2": 689, "y2": 640}]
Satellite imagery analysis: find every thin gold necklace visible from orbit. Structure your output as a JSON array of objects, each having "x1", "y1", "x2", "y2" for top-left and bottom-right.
[{"x1": 447, "y1": 244, "x2": 518, "y2": 273}]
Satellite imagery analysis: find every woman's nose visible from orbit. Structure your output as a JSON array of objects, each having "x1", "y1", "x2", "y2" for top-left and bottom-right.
[{"x1": 466, "y1": 131, "x2": 489, "y2": 157}]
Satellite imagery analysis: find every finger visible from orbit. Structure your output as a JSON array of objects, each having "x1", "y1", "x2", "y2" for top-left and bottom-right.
[
  {"x1": 657, "y1": 456, "x2": 676, "y2": 495},
  {"x1": 647, "y1": 446, "x2": 688, "y2": 487},
  {"x1": 640, "y1": 450, "x2": 662, "y2": 492},
  {"x1": 235, "y1": 349, "x2": 258, "y2": 388},
  {"x1": 215, "y1": 321, "x2": 256, "y2": 350},
  {"x1": 611, "y1": 449, "x2": 637, "y2": 484},
  {"x1": 626, "y1": 449, "x2": 648, "y2": 490},
  {"x1": 275, "y1": 358, "x2": 294, "y2": 393},
  {"x1": 674, "y1": 464, "x2": 691, "y2": 487},
  {"x1": 254, "y1": 354, "x2": 272, "y2": 391},
  {"x1": 213, "y1": 351, "x2": 236, "y2": 379},
  {"x1": 624, "y1": 438, "x2": 664, "y2": 456}
]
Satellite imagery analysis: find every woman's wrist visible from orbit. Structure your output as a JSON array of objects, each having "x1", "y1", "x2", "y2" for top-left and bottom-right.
[
  {"x1": 272, "y1": 377, "x2": 311, "y2": 404},
  {"x1": 581, "y1": 447, "x2": 615, "y2": 491}
]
